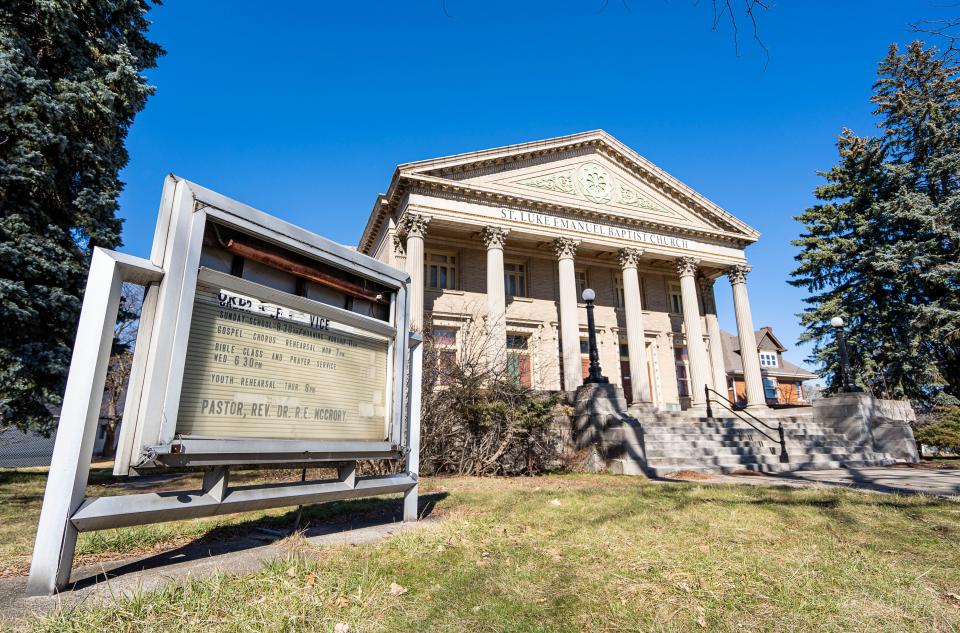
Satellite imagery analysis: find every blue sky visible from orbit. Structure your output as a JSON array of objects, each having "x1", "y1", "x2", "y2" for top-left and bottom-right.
[{"x1": 117, "y1": 0, "x2": 947, "y2": 371}]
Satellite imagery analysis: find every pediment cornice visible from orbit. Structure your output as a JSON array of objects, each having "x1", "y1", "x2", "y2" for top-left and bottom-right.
[{"x1": 358, "y1": 130, "x2": 760, "y2": 255}]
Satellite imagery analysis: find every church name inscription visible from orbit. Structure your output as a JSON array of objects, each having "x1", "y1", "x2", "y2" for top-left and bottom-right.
[
  {"x1": 499, "y1": 208, "x2": 692, "y2": 250},
  {"x1": 176, "y1": 285, "x2": 389, "y2": 441}
]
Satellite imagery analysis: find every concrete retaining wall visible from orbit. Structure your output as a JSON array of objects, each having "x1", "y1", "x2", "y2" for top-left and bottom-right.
[{"x1": 812, "y1": 393, "x2": 919, "y2": 463}]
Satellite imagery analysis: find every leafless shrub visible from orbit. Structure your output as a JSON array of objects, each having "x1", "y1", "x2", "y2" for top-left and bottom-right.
[{"x1": 418, "y1": 314, "x2": 565, "y2": 476}]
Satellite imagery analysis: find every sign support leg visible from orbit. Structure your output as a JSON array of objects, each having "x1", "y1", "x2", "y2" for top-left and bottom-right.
[
  {"x1": 338, "y1": 462, "x2": 357, "y2": 487},
  {"x1": 403, "y1": 333, "x2": 423, "y2": 522},
  {"x1": 26, "y1": 250, "x2": 123, "y2": 595},
  {"x1": 202, "y1": 467, "x2": 230, "y2": 502}
]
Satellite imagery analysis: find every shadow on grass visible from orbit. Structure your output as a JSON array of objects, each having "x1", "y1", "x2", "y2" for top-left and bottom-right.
[
  {"x1": 66, "y1": 491, "x2": 449, "y2": 592},
  {"x1": 575, "y1": 478, "x2": 955, "y2": 531}
]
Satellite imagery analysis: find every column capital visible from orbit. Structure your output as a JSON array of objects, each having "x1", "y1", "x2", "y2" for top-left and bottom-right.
[
  {"x1": 696, "y1": 273, "x2": 715, "y2": 292},
  {"x1": 392, "y1": 234, "x2": 405, "y2": 257},
  {"x1": 698, "y1": 274, "x2": 717, "y2": 313},
  {"x1": 553, "y1": 237, "x2": 580, "y2": 260},
  {"x1": 617, "y1": 247, "x2": 644, "y2": 269},
  {"x1": 726, "y1": 263, "x2": 752, "y2": 285},
  {"x1": 398, "y1": 212, "x2": 430, "y2": 239},
  {"x1": 675, "y1": 256, "x2": 700, "y2": 278},
  {"x1": 481, "y1": 226, "x2": 509, "y2": 249}
]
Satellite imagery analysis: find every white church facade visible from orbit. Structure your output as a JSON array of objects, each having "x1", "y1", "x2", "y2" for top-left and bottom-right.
[{"x1": 358, "y1": 130, "x2": 773, "y2": 411}]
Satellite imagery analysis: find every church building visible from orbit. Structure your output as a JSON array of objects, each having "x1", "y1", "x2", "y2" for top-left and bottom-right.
[{"x1": 358, "y1": 131, "x2": 775, "y2": 411}]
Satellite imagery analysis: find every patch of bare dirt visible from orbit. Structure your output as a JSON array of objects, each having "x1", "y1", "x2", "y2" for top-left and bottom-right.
[{"x1": 664, "y1": 470, "x2": 715, "y2": 482}]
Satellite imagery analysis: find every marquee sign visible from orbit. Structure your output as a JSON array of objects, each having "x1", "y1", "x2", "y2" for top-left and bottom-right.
[
  {"x1": 177, "y1": 278, "x2": 391, "y2": 442},
  {"x1": 27, "y1": 176, "x2": 423, "y2": 595}
]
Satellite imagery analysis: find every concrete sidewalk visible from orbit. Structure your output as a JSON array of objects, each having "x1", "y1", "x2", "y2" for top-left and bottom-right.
[
  {"x1": 722, "y1": 465, "x2": 960, "y2": 498},
  {"x1": 0, "y1": 514, "x2": 439, "y2": 625}
]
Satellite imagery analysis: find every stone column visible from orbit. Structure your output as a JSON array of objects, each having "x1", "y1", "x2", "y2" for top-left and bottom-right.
[
  {"x1": 398, "y1": 213, "x2": 429, "y2": 331},
  {"x1": 618, "y1": 248, "x2": 652, "y2": 404},
  {"x1": 727, "y1": 264, "x2": 766, "y2": 409},
  {"x1": 482, "y1": 227, "x2": 509, "y2": 372},
  {"x1": 391, "y1": 234, "x2": 406, "y2": 270},
  {"x1": 554, "y1": 238, "x2": 582, "y2": 391},
  {"x1": 699, "y1": 275, "x2": 728, "y2": 395},
  {"x1": 676, "y1": 257, "x2": 710, "y2": 407}
]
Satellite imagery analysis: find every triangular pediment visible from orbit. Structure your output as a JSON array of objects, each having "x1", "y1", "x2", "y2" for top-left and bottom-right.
[
  {"x1": 394, "y1": 130, "x2": 758, "y2": 240},
  {"x1": 478, "y1": 155, "x2": 711, "y2": 230}
]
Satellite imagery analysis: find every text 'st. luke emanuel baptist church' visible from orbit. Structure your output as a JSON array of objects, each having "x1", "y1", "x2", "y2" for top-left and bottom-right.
[{"x1": 359, "y1": 130, "x2": 784, "y2": 411}]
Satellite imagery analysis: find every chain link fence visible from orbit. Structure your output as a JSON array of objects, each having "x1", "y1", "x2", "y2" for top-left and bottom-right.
[{"x1": 0, "y1": 427, "x2": 57, "y2": 468}]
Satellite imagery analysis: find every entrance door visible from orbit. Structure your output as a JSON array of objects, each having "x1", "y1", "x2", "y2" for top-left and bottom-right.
[{"x1": 620, "y1": 360, "x2": 633, "y2": 405}]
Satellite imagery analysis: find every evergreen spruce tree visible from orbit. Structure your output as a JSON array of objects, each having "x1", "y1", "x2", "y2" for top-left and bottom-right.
[
  {"x1": 872, "y1": 42, "x2": 960, "y2": 400},
  {"x1": 792, "y1": 42, "x2": 960, "y2": 406},
  {"x1": 0, "y1": 2, "x2": 163, "y2": 432}
]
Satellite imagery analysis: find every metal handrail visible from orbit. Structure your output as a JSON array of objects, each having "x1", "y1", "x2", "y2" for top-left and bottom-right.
[{"x1": 704, "y1": 386, "x2": 789, "y2": 463}]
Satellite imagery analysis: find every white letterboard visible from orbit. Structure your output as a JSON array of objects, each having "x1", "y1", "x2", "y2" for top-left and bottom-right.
[{"x1": 176, "y1": 283, "x2": 390, "y2": 441}]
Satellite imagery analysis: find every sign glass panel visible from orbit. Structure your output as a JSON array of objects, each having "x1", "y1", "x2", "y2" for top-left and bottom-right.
[{"x1": 176, "y1": 282, "x2": 390, "y2": 441}]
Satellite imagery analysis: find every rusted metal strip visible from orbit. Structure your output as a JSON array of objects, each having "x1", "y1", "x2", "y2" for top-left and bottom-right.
[{"x1": 224, "y1": 239, "x2": 385, "y2": 303}]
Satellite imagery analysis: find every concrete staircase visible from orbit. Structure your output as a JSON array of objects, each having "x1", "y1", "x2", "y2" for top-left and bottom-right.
[{"x1": 601, "y1": 409, "x2": 897, "y2": 477}]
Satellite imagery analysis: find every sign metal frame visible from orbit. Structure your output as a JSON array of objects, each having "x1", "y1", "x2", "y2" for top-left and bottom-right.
[{"x1": 26, "y1": 176, "x2": 423, "y2": 595}]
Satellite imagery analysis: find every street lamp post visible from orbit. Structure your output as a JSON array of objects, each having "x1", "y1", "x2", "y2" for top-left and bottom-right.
[
  {"x1": 830, "y1": 316, "x2": 861, "y2": 393},
  {"x1": 582, "y1": 288, "x2": 608, "y2": 384}
]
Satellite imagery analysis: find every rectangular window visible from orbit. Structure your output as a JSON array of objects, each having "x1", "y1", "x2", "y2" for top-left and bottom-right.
[
  {"x1": 669, "y1": 283, "x2": 683, "y2": 314},
  {"x1": 506, "y1": 334, "x2": 531, "y2": 387},
  {"x1": 432, "y1": 327, "x2": 457, "y2": 346},
  {"x1": 504, "y1": 260, "x2": 527, "y2": 297},
  {"x1": 675, "y1": 347, "x2": 690, "y2": 397},
  {"x1": 575, "y1": 269, "x2": 589, "y2": 301},
  {"x1": 425, "y1": 251, "x2": 457, "y2": 290},
  {"x1": 580, "y1": 338, "x2": 591, "y2": 379},
  {"x1": 759, "y1": 352, "x2": 778, "y2": 367},
  {"x1": 432, "y1": 327, "x2": 458, "y2": 385},
  {"x1": 763, "y1": 376, "x2": 779, "y2": 400}
]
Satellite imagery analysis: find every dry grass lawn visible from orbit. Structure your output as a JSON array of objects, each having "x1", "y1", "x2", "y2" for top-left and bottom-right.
[{"x1": 3, "y1": 471, "x2": 960, "y2": 631}]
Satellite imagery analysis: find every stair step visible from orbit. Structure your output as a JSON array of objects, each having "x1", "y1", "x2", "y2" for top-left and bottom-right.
[
  {"x1": 646, "y1": 453, "x2": 883, "y2": 468},
  {"x1": 596, "y1": 408, "x2": 891, "y2": 476},
  {"x1": 647, "y1": 458, "x2": 895, "y2": 477},
  {"x1": 643, "y1": 446, "x2": 857, "y2": 459}
]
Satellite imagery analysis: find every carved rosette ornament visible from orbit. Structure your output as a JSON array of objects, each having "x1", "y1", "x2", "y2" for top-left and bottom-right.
[
  {"x1": 577, "y1": 163, "x2": 614, "y2": 204},
  {"x1": 617, "y1": 247, "x2": 643, "y2": 269},
  {"x1": 398, "y1": 212, "x2": 430, "y2": 239},
  {"x1": 552, "y1": 237, "x2": 580, "y2": 260},
  {"x1": 481, "y1": 226, "x2": 509, "y2": 249},
  {"x1": 726, "y1": 264, "x2": 752, "y2": 285},
  {"x1": 675, "y1": 256, "x2": 700, "y2": 278}
]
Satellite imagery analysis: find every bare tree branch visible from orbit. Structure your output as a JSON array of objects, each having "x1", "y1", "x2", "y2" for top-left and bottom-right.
[
  {"x1": 710, "y1": 0, "x2": 771, "y2": 66},
  {"x1": 910, "y1": 14, "x2": 960, "y2": 59},
  {"x1": 440, "y1": 0, "x2": 454, "y2": 19}
]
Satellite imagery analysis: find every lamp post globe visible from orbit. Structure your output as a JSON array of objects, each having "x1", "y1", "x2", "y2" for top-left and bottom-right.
[
  {"x1": 830, "y1": 315, "x2": 860, "y2": 393},
  {"x1": 581, "y1": 288, "x2": 608, "y2": 384}
]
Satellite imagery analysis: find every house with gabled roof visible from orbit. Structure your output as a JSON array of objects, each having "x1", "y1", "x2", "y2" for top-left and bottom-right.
[{"x1": 721, "y1": 326, "x2": 818, "y2": 407}]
